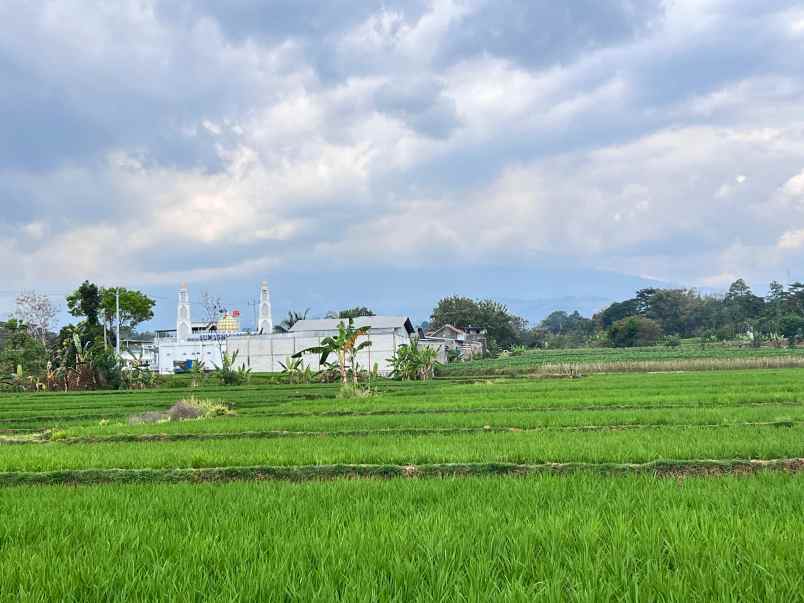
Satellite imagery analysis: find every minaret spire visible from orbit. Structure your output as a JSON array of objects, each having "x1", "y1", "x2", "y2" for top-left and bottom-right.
[
  {"x1": 177, "y1": 283, "x2": 192, "y2": 341},
  {"x1": 258, "y1": 280, "x2": 273, "y2": 334}
]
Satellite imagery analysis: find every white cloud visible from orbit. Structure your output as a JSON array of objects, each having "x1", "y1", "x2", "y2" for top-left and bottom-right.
[
  {"x1": 2, "y1": 0, "x2": 804, "y2": 305},
  {"x1": 783, "y1": 170, "x2": 804, "y2": 199},
  {"x1": 778, "y1": 229, "x2": 804, "y2": 250}
]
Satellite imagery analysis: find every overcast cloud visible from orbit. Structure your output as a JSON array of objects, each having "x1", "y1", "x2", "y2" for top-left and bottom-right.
[{"x1": 2, "y1": 0, "x2": 804, "y2": 314}]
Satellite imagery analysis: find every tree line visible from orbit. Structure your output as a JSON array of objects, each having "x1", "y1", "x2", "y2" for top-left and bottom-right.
[
  {"x1": 426, "y1": 278, "x2": 804, "y2": 352},
  {"x1": 1, "y1": 281, "x2": 155, "y2": 390}
]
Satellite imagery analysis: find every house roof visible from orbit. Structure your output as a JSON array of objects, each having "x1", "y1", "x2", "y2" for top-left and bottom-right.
[
  {"x1": 427, "y1": 324, "x2": 466, "y2": 336},
  {"x1": 290, "y1": 316, "x2": 414, "y2": 334}
]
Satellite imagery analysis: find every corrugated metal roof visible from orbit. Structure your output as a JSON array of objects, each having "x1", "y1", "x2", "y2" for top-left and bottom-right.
[{"x1": 290, "y1": 316, "x2": 414, "y2": 334}]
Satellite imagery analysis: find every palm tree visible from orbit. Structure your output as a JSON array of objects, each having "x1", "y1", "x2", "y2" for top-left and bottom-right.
[{"x1": 274, "y1": 309, "x2": 310, "y2": 333}]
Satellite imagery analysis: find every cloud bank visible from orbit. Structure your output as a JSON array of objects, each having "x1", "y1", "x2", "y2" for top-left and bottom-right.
[{"x1": 2, "y1": 0, "x2": 804, "y2": 315}]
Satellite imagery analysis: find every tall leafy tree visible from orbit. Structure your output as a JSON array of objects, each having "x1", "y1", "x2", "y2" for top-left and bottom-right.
[
  {"x1": 763, "y1": 281, "x2": 787, "y2": 334},
  {"x1": 724, "y1": 279, "x2": 764, "y2": 327},
  {"x1": 66, "y1": 281, "x2": 101, "y2": 326},
  {"x1": 430, "y1": 296, "x2": 482, "y2": 330},
  {"x1": 65, "y1": 281, "x2": 103, "y2": 344},
  {"x1": 98, "y1": 287, "x2": 156, "y2": 344},
  {"x1": 430, "y1": 296, "x2": 524, "y2": 351},
  {"x1": 595, "y1": 299, "x2": 640, "y2": 329},
  {"x1": 785, "y1": 282, "x2": 804, "y2": 316}
]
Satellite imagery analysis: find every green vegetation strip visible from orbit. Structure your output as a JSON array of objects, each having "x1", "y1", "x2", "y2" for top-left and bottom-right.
[
  {"x1": 3, "y1": 424, "x2": 802, "y2": 472},
  {"x1": 1, "y1": 458, "x2": 801, "y2": 487},
  {"x1": 250, "y1": 399, "x2": 804, "y2": 418},
  {"x1": 5, "y1": 399, "x2": 802, "y2": 429},
  {"x1": 3, "y1": 420, "x2": 798, "y2": 446}
]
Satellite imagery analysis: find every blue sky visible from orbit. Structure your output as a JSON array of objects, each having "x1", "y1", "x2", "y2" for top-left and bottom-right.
[{"x1": 2, "y1": 1, "x2": 804, "y2": 326}]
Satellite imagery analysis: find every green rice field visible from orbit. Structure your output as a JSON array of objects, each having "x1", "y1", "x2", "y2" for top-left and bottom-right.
[
  {"x1": 1, "y1": 367, "x2": 803, "y2": 600},
  {"x1": 438, "y1": 342, "x2": 804, "y2": 376}
]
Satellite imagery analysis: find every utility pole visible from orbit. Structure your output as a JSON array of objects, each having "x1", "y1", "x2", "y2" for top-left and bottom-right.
[
  {"x1": 115, "y1": 288, "x2": 121, "y2": 357},
  {"x1": 248, "y1": 297, "x2": 259, "y2": 333}
]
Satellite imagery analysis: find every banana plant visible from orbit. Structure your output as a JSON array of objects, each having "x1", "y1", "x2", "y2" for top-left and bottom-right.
[
  {"x1": 390, "y1": 337, "x2": 441, "y2": 381},
  {"x1": 294, "y1": 318, "x2": 372, "y2": 385},
  {"x1": 278, "y1": 355, "x2": 304, "y2": 384}
]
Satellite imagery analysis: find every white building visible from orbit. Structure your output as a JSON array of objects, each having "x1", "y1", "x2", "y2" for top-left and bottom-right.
[
  {"x1": 152, "y1": 283, "x2": 255, "y2": 374},
  {"x1": 152, "y1": 282, "x2": 417, "y2": 376},
  {"x1": 227, "y1": 316, "x2": 415, "y2": 375}
]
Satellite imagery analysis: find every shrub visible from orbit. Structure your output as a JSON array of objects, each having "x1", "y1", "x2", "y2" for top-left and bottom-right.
[
  {"x1": 127, "y1": 397, "x2": 234, "y2": 425},
  {"x1": 213, "y1": 351, "x2": 251, "y2": 386},
  {"x1": 166, "y1": 400, "x2": 205, "y2": 421},
  {"x1": 168, "y1": 397, "x2": 235, "y2": 420},
  {"x1": 389, "y1": 338, "x2": 440, "y2": 381}
]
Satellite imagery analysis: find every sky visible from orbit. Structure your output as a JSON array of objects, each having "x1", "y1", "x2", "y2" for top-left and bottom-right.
[{"x1": 2, "y1": 1, "x2": 804, "y2": 327}]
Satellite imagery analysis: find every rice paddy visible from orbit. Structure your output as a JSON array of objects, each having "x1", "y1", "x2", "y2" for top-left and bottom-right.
[
  {"x1": 439, "y1": 342, "x2": 804, "y2": 377},
  {"x1": 1, "y1": 367, "x2": 802, "y2": 600}
]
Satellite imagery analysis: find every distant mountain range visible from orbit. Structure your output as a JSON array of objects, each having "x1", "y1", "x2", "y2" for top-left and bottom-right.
[{"x1": 141, "y1": 263, "x2": 668, "y2": 331}]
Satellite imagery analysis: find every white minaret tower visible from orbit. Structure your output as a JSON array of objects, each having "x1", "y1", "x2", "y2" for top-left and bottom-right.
[
  {"x1": 177, "y1": 283, "x2": 192, "y2": 342},
  {"x1": 258, "y1": 280, "x2": 273, "y2": 334}
]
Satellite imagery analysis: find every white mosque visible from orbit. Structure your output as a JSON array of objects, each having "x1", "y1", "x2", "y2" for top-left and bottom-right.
[{"x1": 150, "y1": 281, "x2": 419, "y2": 375}]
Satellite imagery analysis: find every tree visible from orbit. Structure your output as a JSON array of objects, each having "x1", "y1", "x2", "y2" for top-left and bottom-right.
[
  {"x1": 334, "y1": 307, "x2": 375, "y2": 319},
  {"x1": 779, "y1": 315, "x2": 804, "y2": 341},
  {"x1": 66, "y1": 281, "x2": 103, "y2": 344},
  {"x1": 99, "y1": 288, "x2": 155, "y2": 345},
  {"x1": 607, "y1": 316, "x2": 662, "y2": 347},
  {"x1": 430, "y1": 296, "x2": 482, "y2": 330},
  {"x1": 14, "y1": 291, "x2": 58, "y2": 348},
  {"x1": 765, "y1": 280, "x2": 787, "y2": 333},
  {"x1": 642, "y1": 289, "x2": 706, "y2": 337},
  {"x1": 430, "y1": 296, "x2": 524, "y2": 351},
  {"x1": 274, "y1": 309, "x2": 310, "y2": 333},
  {"x1": 595, "y1": 299, "x2": 640, "y2": 329},
  {"x1": 200, "y1": 291, "x2": 225, "y2": 325},
  {"x1": 540, "y1": 311, "x2": 595, "y2": 337},
  {"x1": 66, "y1": 281, "x2": 101, "y2": 326},
  {"x1": 784, "y1": 282, "x2": 804, "y2": 316},
  {"x1": 0, "y1": 319, "x2": 49, "y2": 378},
  {"x1": 724, "y1": 279, "x2": 764, "y2": 329}
]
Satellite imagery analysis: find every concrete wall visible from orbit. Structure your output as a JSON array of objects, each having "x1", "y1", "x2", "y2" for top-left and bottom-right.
[
  {"x1": 228, "y1": 328, "x2": 410, "y2": 375},
  {"x1": 155, "y1": 339, "x2": 225, "y2": 374}
]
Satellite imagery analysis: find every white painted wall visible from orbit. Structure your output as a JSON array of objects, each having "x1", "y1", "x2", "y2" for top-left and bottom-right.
[
  {"x1": 227, "y1": 328, "x2": 410, "y2": 375},
  {"x1": 155, "y1": 339, "x2": 226, "y2": 374}
]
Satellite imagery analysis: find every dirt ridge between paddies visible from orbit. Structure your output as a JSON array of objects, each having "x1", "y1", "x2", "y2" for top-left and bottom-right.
[
  {"x1": 248, "y1": 399, "x2": 804, "y2": 418},
  {"x1": 2, "y1": 420, "x2": 799, "y2": 446},
  {"x1": 1, "y1": 458, "x2": 801, "y2": 487}
]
